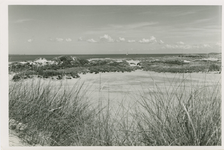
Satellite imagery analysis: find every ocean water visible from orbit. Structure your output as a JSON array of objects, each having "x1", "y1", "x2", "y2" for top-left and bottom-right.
[{"x1": 9, "y1": 54, "x2": 188, "y2": 62}]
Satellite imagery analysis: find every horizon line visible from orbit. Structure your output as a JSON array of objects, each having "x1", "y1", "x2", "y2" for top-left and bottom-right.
[{"x1": 8, "y1": 52, "x2": 220, "y2": 55}]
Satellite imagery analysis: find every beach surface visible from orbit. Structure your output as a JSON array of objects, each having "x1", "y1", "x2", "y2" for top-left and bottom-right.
[{"x1": 9, "y1": 70, "x2": 221, "y2": 111}]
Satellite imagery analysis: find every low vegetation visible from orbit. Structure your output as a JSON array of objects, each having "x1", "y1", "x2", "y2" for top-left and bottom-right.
[
  {"x1": 9, "y1": 54, "x2": 221, "y2": 81},
  {"x1": 9, "y1": 56, "x2": 139, "y2": 81},
  {"x1": 141, "y1": 57, "x2": 221, "y2": 73}
]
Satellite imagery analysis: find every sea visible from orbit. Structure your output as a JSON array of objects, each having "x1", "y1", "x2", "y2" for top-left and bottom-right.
[{"x1": 8, "y1": 54, "x2": 203, "y2": 62}]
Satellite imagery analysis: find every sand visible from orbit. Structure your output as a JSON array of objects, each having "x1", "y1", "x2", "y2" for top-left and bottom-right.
[{"x1": 11, "y1": 70, "x2": 221, "y2": 111}]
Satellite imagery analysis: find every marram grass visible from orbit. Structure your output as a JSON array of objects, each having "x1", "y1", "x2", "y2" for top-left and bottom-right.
[{"x1": 9, "y1": 74, "x2": 221, "y2": 146}]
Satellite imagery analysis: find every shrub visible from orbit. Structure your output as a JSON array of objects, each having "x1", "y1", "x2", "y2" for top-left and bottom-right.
[
  {"x1": 43, "y1": 70, "x2": 63, "y2": 77},
  {"x1": 209, "y1": 64, "x2": 220, "y2": 71},
  {"x1": 70, "y1": 72, "x2": 80, "y2": 78},
  {"x1": 12, "y1": 71, "x2": 37, "y2": 81},
  {"x1": 9, "y1": 62, "x2": 31, "y2": 72},
  {"x1": 77, "y1": 58, "x2": 89, "y2": 66},
  {"x1": 163, "y1": 59, "x2": 184, "y2": 65},
  {"x1": 12, "y1": 74, "x2": 22, "y2": 81},
  {"x1": 59, "y1": 56, "x2": 73, "y2": 64}
]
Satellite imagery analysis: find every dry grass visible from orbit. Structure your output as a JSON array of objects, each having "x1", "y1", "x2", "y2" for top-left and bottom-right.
[
  {"x1": 135, "y1": 74, "x2": 221, "y2": 146},
  {"x1": 9, "y1": 73, "x2": 221, "y2": 146}
]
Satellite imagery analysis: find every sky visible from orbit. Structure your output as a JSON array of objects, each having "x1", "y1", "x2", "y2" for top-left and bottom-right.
[{"x1": 8, "y1": 5, "x2": 222, "y2": 54}]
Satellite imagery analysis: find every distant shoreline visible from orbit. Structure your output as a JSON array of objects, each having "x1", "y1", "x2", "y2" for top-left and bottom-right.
[{"x1": 8, "y1": 53, "x2": 212, "y2": 62}]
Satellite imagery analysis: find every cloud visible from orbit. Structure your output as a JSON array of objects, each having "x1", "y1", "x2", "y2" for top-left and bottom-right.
[
  {"x1": 65, "y1": 38, "x2": 72, "y2": 42},
  {"x1": 215, "y1": 42, "x2": 221, "y2": 47},
  {"x1": 139, "y1": 38, "x2": 150, "y2": 43},
  {"x1": 139, "y1": 36, "x2": 157, "y2": 44},
  {"x1": 193, "y1": 18, "x2": 212, "y2": 24},
  {"x1": 203, "y1": 44, "x2": 212, "y2": 48},
  {"x1": 182, "y1": 45, "x2": 192, "y2": 49},
  {"x1": 109, "y1": 22, "x2": 159, "y2": 30},
  {"x1": 177, "y1": 41, "x2": 185, "y2": 45},
  {"x1": 174, "y1": 11, "x2": 196, "y2": 17},
  {"x1": 165, "y1": 44, "x2": 192, "y2": 49},
  {"x1": 159, "y1": 40, "x2": 164, "y2": 44},
  {"x1": 27, "y1": 39, "x2": 33, "y2": 42},
  {"x1": 49, "y1": 38, "x2": 72, "y2": 42},
  {"x1": 127, "y1": 40, "x2": 136, "y2": 43},
  {"x1": 116, "y1": 37, "x2": 126, "y2": 42},
  {"x1": 164, "y1": 43, "x2": 212, "y2": 49},
  {"x1": 14, "y1": 19, "x2": 34, "y2": 23},
  {"x1": 150, "y1": 36, "x2": 157, "y2": 42},
  {"x1": 87, "y1": 39, "x2": 97, "y2": 43},
  {"x1": 56, "y1": 38, "x2": 63, "y2": 42},
  {"x1": 78, "y1": 37, "x2": 83, "y2": 41},
  {"x1": 119, "y1": 37, "x2": 125, "y2": 41},
  {"x1": 165, "y1": 44, "x2": 175, "y2": 49},
  {"x1": 100, "y1": 34, "x2": 114, "y2": 42}
]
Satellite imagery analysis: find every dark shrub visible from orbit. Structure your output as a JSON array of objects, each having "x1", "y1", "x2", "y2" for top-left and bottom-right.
[
  {"x1": 209, "y1": 64, "x2": 220, "y2": 71},
  {"x1": 57, "y1": 75, "x2": 63, "y2": 80},
  {"x1": 43, "y1": 70, "x2": 63, "y2": 77},
  {"x1": 109, "y1": 62, "x2": 120, "y2": 66},
  {"x1": 164, "y1": 60, "x2": 183, "y2": 65},
  {"x1": 37, "y1": 68, "x2": 44, "y2": 75},
  {"x1": 77, "y1": 58, "x2": 89, "y2": 66},
  {"x1": 70, "y1": 72, "x2": 80, "y2": 78},
  {"x1": 12, "y1": 71, "x2": 37, "y2": 81},
  {"x1": 56, "y1": 56, "x2": 74, "y2": 67},
  {"x1": 12, "y1": 74, "x2": 22, "y2": 81}
]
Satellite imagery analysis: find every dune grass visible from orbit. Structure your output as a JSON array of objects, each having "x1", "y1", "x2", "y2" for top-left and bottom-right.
[
  {"x1": 9, "y1": 79, "x2": 99, "y2": 146},
  {"x1": 135, "y1": 74, "x2": 221, "y2": 146},
  {"x1": 9, "y1": 73, "x2": 221, "y2": 146}
]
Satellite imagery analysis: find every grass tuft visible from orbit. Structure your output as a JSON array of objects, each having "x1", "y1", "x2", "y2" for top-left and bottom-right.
[{"x1": 135, "y1": 75, "x2": 221, "y2": 146}]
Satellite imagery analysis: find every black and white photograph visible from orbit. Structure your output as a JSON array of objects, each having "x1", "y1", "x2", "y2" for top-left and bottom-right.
[{"x1": 0, "y1": 1, "x2": 223, "y2": 149}]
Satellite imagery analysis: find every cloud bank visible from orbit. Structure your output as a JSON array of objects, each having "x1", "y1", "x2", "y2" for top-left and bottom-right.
[
  {"x1": 87, "y1": 39, "x2": 97, "y2": 43},
  {"x1": 100, "y1": 34, "x2": 114, "y2": 43},
  {"x1": 163, "y1": 44, "x2": 213, "y2": 49},
  {"x1": 139, "y1": 36, "x2": 157, "y2": 44}
]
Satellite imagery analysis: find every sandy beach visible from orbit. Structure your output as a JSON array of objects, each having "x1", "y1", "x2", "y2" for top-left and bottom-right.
[{"x1": 9, "y1": 70, "x2": 221, "y2": 113}]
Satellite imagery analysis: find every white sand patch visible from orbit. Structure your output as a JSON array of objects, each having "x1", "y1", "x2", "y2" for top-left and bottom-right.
[
  {"x1": 183, "y1": 60, "x2": 190, "y2": 63},
  {"x1": 126, "y1": 60, "x2": 140, "y2": 66},
  {"x1": 201, "y1": 58, "x2": 219, "y2": 61},
  {"x1": 34, "y1": 58, "x2": 55, "y2": 65},
  {"x1": 19, "y1": 61, "x2": 27, "y2": 64}
]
